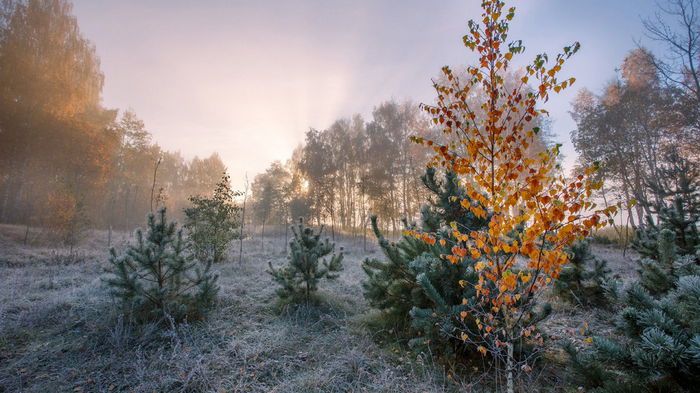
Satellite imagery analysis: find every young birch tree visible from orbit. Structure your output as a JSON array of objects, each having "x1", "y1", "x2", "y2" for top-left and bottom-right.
[{"x1": 410, "y1": 1, "x2": 617, "y2": 391}]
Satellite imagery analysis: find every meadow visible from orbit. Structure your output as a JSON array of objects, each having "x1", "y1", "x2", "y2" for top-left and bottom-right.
[{"x1": 0, "y1": 224, "x2": 636, "y2": 393}]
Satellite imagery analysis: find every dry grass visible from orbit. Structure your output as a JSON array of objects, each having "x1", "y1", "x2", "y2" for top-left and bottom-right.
[
  {"x1": 0, "y1": 226, "x2": 459, "y2": 393},
  {"x1": 0, "y1": 224, "x2": 640, "y2": 392},
  {"x1": 590, "y1": 225, "x2": 636, "y2": 248}
]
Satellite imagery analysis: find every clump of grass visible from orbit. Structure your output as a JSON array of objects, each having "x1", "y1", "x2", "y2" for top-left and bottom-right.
[{"x1": 590, "y1": 225, "x2": 635, "y2": 247}]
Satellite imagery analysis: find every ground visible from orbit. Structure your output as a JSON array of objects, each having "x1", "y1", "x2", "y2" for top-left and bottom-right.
[{"x1": 0, "y1": 224, "x2": 638, "y2": 393}]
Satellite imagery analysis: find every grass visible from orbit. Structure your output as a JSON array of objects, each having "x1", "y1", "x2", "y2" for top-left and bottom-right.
[
  {"x1": 0, "y1": 224, "x2": 639, "y2": 392},
  {"x1": 0, "y1": 226, "x2": 462, "y2": 392},
  {"x1": 590, "y1": 225, "x2": 636, "y2": 247}
]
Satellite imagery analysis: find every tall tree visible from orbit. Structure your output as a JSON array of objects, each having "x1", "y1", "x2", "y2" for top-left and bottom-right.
[
  {"x1": 643, "y1": 0, "x2": 700, "y2": 104},
  {"x1": 571, "y1": 49, "x2": 699, "y2": 224},
  {"x1": 251, "y1": 162, "x2": 290, "y2": 250},
  {"x1": 414, "y1": 1, "x2": 616, "y2": 390},
  {"x1": 0, "y1": 0, "x2": 116, "y2": 225}
]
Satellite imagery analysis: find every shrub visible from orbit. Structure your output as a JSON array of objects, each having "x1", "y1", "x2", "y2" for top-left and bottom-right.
[
  {"x1": 268, "y1": 217, "x2": 343, "y2": 302},
  {"x1": 633, "y1": 197, "x2": 699, "y2": 260},
  {"x1": 105, "y1": 207, "x2": 219, "y2": 323},
  {"x1": 362, "y1": 168, "x2": 491, "y2": 361},
  {"x1": 183, "y1": 173, "x2": 241, "y2": 263},
  {"x1": 565, "y1": 200, "x2": 700, "y2": 392},
  {"x1": 412, "y1": 1, "x2": 612, "y2": 388},
  {"x1": 554, "y1": 239, "x2": 611, "y2": 307}
]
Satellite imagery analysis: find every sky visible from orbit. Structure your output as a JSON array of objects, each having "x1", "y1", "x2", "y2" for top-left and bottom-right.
[{"x1": 70, "y1": 0, "x2": 664, "y2": 188}]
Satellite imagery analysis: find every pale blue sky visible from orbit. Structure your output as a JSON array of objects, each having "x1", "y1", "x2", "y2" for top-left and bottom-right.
[{"x1": 71, "y1": 0, "x2": 662, "y2": 184}]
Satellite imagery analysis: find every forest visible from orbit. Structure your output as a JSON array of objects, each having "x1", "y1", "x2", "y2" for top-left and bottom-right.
[{"x1": 1, "y1": 0, "x2": 699, "y2": 392}]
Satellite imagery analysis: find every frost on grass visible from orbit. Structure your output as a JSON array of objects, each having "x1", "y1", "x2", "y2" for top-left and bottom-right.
[{"x1": 0, "y1": 225, "x2": 637, "y2": 392}]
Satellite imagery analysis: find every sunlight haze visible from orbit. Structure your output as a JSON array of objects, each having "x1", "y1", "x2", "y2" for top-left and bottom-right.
[{"x1": 72, "y1": 0, "x2": 657, "y2": 187}]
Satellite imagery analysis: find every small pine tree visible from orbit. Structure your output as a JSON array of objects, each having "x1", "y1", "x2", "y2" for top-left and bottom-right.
[
  {"x1": 554, "y1": 239, "x2": 611, "y2": 306},
  {"x1": 183, "y1": 173, "x2": 242, "y2": 264},
  {"x1": 633, "y1": 197, "x2": 700, "y2": 260},
  {"x1": 106, "y1": 208, "x2": 219, "y2": 323},
  {"x1": 565, "y1": 205, "x2": 700, "y2": 392},
  {"x1": 362, "y1": 168, "x2": 489, "y2": 360},
  {"x1": 419, "y1": 167, "x2": 489, "y2": 233},
  {"x1": 361, "y1": 215, "x2": 431, "y2": 326},
  {"x1": 268, "y1": 217, "x2": 343, "y2": 302}
]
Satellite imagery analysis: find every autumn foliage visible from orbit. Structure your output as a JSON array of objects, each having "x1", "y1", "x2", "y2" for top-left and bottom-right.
[{"x1": 410, "y1": 0, "x2": 617, "y2": 385}]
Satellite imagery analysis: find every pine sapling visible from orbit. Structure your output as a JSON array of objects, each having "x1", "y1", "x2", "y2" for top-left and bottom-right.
[
  {"x1": 106, "y1": 207, "x2": 219, "y2": 323},
  {"x1": 268, "y1": 217, "x2": 343, "y2": 302},
  {"x1": 554, "y1": 239, "x2": 611, "y2": 306}
]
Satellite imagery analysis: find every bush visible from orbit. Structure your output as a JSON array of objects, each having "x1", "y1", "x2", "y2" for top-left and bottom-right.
[
  {"x1": 105, "y1": 208, "x2": 219, "y2": 323},
  {"x1": 590, "y1": 225, "x2": 635, "y2": 247},
  {"x1": 268, "y1": 217, "x2": 343, "y2": 302},
  {"x1": 362, "y1": 215, "x2": 480, "y2": 360},
  {"x1": 633, "y1": 197, "x2": 699, "y2": 260},
  {"x1": 183, "y1": 173, "x2": 241, "y2": 263},
  {"x1": 554, "y1": 239, "x2": 611, "y2": 307},
  {"x1": 565, "y1": 199, "x2": 700, "y2": 392},
  {"x1": 362, "y1": 168, "x2": 489, "y2": 361}
]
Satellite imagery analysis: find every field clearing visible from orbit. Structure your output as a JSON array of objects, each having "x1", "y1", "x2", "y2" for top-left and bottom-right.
[{"x1": 0, "y1": 224, "x2": 638, "y2": 392}]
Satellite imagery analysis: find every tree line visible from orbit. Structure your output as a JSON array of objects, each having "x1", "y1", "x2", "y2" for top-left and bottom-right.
[
  {"x1": 247, "y1": 101, "x2": 434, "y2": 242},
  {"x1": 248, "y1": 85, "x2": 552, "y2": 241},
  {"x1": 0, "y1": 0, "x2": 227, "y2": 242}
]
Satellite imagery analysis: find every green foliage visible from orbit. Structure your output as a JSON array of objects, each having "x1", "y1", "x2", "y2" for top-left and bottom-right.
[
  {"x1": 565, "y1": 202, "x2": 700, "y2": 392},
  {"x1": 633, "y1": 197, "x2": 700, "y2": 261},
  {"x1": 407, "y1": 246, "x2": 481, "y2": 359},
  {"x1": 106, "y1": 208, "x2": 219, "y2": 323},
  {"x1": 362, "y1": 215, "x2": 431, "y2": 324},
  {"x1": 268, "y1": 218, "x2": 343, "y2": 302},
  {"x1": 554, "y1": 239, "x2": 611, "y2": 307},
  {"x1": 362, "y1": 214, "x2": 480, "y2": 359},
  {"x1": 183, "y1": 173, "x2": 241, "y2": 263},
  {"x1": 362, "y1": 168, "x2": 488, "y2": 360},
  {"x1": 419, "y1": 166, "x2": 489, "y2": 233}
]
